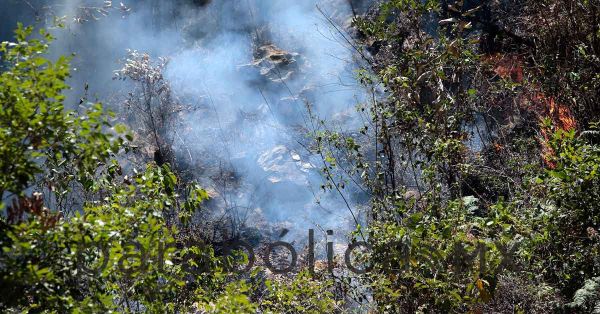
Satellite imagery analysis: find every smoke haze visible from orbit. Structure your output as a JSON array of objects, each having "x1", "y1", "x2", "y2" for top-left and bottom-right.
[{"x1": 1, "y1": 0, "x2": 373, "y2": 244}]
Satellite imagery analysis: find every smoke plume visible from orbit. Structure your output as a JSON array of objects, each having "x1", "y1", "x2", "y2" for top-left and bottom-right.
[{"x1": 1, "y1": 0, "x2": 373, "y2": 245}]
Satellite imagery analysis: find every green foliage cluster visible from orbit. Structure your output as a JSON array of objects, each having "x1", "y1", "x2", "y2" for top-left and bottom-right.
[
  {"x1": 528, "y1": 126, "x2": 600, "y2": 295},
  {"x1": 0, "y1": 24, "x2": 126, "y2": 207},
  {"x1": 312, "y1": 0, "x2": 600, "y2": 312},
  {"x1": 1, "y1": 164, "x2": 209, "y2": 312},
  {"x1": 260, "y1": 271, "x2": 337, "y2": 313}
]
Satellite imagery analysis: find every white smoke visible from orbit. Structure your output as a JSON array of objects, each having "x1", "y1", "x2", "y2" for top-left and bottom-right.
[{"x1": 5, "y1": 0, "x2": 373, "y2": 243}]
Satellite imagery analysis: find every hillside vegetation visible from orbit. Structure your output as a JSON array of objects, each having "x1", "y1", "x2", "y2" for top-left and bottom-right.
[{"x1": 1, "y1": 0, "x2": 600, "y2": 313}]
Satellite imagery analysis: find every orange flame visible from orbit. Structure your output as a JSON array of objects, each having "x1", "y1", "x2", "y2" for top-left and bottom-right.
[{"x1": 485, "y1": 53, "x2": 577, "y2": 168}]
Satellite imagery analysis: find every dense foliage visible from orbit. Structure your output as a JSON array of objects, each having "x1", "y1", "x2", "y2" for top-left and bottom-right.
[{"x1": 313, "y1": 0, "x2": 600, "y2": 312}]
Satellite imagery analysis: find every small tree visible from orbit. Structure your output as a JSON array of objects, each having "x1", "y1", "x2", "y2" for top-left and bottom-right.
[
  {"x1": 114, "y1": 50, "x2": 183, "y2": 168},
  {"x1": 0, "y1": 25, "x2": 213, "y2": 312}
]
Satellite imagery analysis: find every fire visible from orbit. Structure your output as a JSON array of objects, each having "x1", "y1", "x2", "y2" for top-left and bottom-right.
[
  {"x1": 487, "y1": 53, "x2": 524, "y2": 83},
  {"x1": 529, "y1": 93, "x2": 577, "y2": 168},
  {"x1": 485, "y1": 53, "x2": 577, "y2": 168},
  {"x1": 530, "y1": 93, "x2": 577, "y2": 131}
]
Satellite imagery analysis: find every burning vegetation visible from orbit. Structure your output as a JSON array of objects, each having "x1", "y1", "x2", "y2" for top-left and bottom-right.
[{"x1": 1, "y1": 0, "x2": 600, "y2": 313}]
